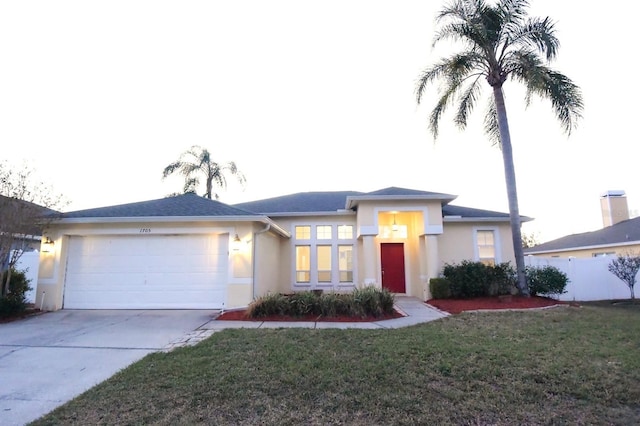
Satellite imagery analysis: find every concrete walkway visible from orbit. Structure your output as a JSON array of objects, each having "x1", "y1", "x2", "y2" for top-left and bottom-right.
[{"x1": 163, "y1": 297, "x2": 449, "y2": 351}]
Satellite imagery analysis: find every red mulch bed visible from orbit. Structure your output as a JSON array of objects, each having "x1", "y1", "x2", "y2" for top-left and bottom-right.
[
  {"x1": 427, "y1": 295, "x2": 571, "y2": 314},
  {"x1": 216, "y1": 309, "x2": 405, "y2": 322}
]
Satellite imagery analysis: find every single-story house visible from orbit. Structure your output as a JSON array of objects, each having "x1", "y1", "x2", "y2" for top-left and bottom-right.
[
  {"x1": 36, "y1": 187, "x2": 526, "y2": 311},
  {"x1": 525, "y1": 191, "x2": 640, "y2": 258}
]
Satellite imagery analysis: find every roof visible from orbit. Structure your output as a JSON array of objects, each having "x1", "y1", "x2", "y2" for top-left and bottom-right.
[
  {"x1": 61, "y1": 193, "x2": 259, "y2": 219},
  {"x1": 0, "y1": 195, "x2": 61, "y2": 236},
  {"x1": 234, "y1": 186, "x2": 518, "y2": 220},
  {"x1": 57, "y1": 187, "x2": 520, "y2": 225},
  {"x1": 442, "y1": 205, "x2": 511, "y2": 219},
  {"x1": 233, "y1": 191, "x2": 362, "y2": 215},
  {"x1": 345, "y1": 187, "x2": 457, "y2": 209},
  {"x1": 524, "y1": 216, "x2": 640, "y2": 254}
]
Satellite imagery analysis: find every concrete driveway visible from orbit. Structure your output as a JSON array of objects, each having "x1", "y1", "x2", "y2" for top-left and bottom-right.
[{"x1": 0, "y1": 309, "x2": 216, "y2": 426}]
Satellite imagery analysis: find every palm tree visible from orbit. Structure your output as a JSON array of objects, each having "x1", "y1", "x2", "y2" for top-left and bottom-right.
[
  {"x1": 162, "y1": 146, "x2": 246, "y2": 200},
  {"x1": 415, "y1": 0, "x2": 583, "y2": 295}
]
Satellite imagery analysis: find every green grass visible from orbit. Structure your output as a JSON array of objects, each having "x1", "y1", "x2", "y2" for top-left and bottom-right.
[{"x1": 32, "y1": 304, "x2": 640, "y2": 425}]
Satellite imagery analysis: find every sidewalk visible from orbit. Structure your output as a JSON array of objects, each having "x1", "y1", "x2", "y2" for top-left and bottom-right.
[{"x1": 163, "y1": 297, "x2": 449, "y2": 351}]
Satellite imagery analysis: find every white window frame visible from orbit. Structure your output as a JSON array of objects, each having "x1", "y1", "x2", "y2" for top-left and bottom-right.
[
  {"x1": 473, "y1": 227, "x2": 501, "y2": 265},
  {"x1": 292, "y1": 222, "x2": 356, "y2": 289}
]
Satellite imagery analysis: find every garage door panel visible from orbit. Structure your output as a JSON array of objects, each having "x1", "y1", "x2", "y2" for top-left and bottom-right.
[{"x1": 64, "y1": 234, "x2": 228, "y2": 309}]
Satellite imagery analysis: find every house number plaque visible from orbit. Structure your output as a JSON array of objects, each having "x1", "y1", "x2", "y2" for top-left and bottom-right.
[{"x1": 139, "y1": 228, "x2": 151, "y2": 233}]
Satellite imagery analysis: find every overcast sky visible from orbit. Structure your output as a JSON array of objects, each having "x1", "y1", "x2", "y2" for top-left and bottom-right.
[{"x1": 1, "y1": 1, "x2": 638, "y2": 243}]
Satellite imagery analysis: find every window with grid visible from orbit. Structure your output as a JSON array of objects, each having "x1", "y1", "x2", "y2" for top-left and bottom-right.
[
  {"x1": 293, "y1": 224, "x2": 355, "y2": 285},
  {"x1": 295, "y1": 246, "x2": 311, "y2": 282},
  {"x1": 476, "y1": 230, "x2": 496, "y2": 266}
]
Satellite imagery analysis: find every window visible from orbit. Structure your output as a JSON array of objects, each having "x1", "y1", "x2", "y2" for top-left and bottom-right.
[
  {"x1": 338, "y1": 225, "x2": 353, "y2": 239},
  {"x1": 317, "y1": 246, "x2": 332, "y2": 282},
  {"x1": 294, "y1": 223, "x2": 355, "y2": 287},
  {"x1": 296, "y1": 246, "x2": 310, "y2": 282},
  {"x1": 295, "y1": 226, "x2": 311, "y2": 240},
  {"x1": 316, "y1": 225, "x2": 332, "y2": 240},
  {"x1": 338, "y1": 245, "x2": 353, "y2": 282},
  {"x1": 476, "y1": 230, "x2": 496, "y2": 266}
]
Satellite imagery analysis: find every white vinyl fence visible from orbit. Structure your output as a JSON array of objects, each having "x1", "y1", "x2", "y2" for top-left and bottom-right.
[
  {"x1": 525, "y1": 256, "x2": 632, "y2": 302},
  {"x1": 14, "y1": 250, "x2": 40, "y2": 304}
]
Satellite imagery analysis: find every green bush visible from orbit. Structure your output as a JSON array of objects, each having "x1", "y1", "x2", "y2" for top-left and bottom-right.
[
  {"x1": 247, "y1": 287, "x2": 395, "y2": 319},
  {"x1": 245, "y1": 292, "x2": 289, "y2": 318},
  {"x1": 443, "y1": 261, "x2": 491, "y2": 298},
  {"x1": 441, "y1": 261, "x2": 518, "y2": 298},
  {"x1": 288, "y1": 291, "x2": 319, "y2": 316},
  {"x1": 429, "y1": 278, "x2": 451, "y2": 299},
  {"x1": 0, "y1": 268, "x2": 32, "y2": 317},
  {"x1": 352, "y1": 286, "x2": 395, "y2": 317},
  {"x1": 526, "y1": 266, "x2": 569, "y2": 296},
  {"x1": 490, "y1": 262, "x2": 517, "y2": 296}
]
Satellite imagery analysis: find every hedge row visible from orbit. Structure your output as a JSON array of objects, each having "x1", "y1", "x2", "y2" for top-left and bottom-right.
[
  {"x1": 429, "y1": 261, "x2": 568, "y2": 299},
  {"x1": 246, "y1": 286, "x2": 395, "y2": 319}
]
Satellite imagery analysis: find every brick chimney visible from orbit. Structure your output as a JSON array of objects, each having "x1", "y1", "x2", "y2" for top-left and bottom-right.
[{"x1": 600, "y1": 190, "x2": 629, "y2": 227}]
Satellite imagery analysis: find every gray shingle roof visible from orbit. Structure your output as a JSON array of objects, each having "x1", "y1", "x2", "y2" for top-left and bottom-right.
[
  {"x1": 61, "y1": 193, "x2": 258, "y2": 218},
  {"x1": 524, "y1": 216, "x2": 640, "y2": 253},
  {"x1": 442, "y1": 205, "x2": 511, "y2": 219},
  {"x1": 234, "y1": 187, "x2": 515, "y2": 220},
  {"x1": 363, "y1": 187, "x2": 455, "y2": 198},
  {"x1": 233, "y1": 191, "x2": 363, "y2": 214}
]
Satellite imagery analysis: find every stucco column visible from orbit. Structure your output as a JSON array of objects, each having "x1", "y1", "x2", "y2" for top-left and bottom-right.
[
  {"x1": 422, "y1": 234, "x2": 439, "y2": 299},
  {"x1": 361, "y1": 235, "x2": 377, "y2": 287}
]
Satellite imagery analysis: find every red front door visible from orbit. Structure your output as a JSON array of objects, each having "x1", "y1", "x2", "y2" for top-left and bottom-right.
[{"x1": 381, "y1": 243, "x2": 406, "y2": 293}]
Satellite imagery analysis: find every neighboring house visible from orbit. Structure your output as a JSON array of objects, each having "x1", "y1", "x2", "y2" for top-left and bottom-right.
[
  {"x1": 0, "y1": 195, "x2": 58, "y2": 303},
  {"x1": 525, "y1": 191, "x2": 640, "y2": 258},
  {"x1": 35, "y1": 187, "x2": 527, "y2": 311}
]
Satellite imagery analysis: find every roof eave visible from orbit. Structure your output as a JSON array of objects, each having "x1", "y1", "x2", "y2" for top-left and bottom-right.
[
  {"x1": 443, "y1": 216, "x2": 532, "y2": 223},
  {"x1": 346, "y1": 194, "x2": 458, "y2": 209},
  {"x1": 525, "y1": 239, "x2": 640, "y2": 255},
  {"x1": 257, "y1": 210, "x2": 357, "y2": 218},
  {"x1": 50, "y1": 215, "x2": 291, "y2": 237}
]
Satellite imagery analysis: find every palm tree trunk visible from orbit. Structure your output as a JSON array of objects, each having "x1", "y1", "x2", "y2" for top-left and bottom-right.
[
  {"x1": 205, "y1": 177, "x2": 213, "y2": 200},
  {"x1": 493, "y1": 86, "x2": 529, "y2": 296}
]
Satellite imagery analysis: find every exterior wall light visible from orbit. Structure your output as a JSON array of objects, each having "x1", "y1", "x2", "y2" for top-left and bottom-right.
[
  {"x1": 232, "y1": 234, "x2": 241, "y2": 251},
  {"x1": 42, "y1": 237, "x2": 55, "y2": 253},
  {"x1": 392, "y1": 214, "x2": 399, "y2": 232}
]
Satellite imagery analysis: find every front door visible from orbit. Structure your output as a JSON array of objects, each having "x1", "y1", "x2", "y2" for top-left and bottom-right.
[{"x1": 381, "y1": 243, "x2": 406, "y2": 293}]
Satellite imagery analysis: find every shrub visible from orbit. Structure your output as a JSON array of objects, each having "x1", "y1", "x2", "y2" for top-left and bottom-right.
[
  {"x1": 443, "y1": 261, "x2": 491, "y2": 298},
  {"x1": 440, "y1": 261, "x2": 518, "y2": 298},
  {"x1": 245, "y1": 292, "x2": 289, "y2": 318},
  {"x1": 317, "y1": 292, "x2": 348, "y2": 317},
  {"x1": 429, "y1": 278, "x2": 451, "y2": 299},
  {"x1": 288, "y1": 291, "x2": 319, "y2": 317},
  {"x1": 525, "y1": 266, "x2": 569, "y2": 297},
  {"x1": 0, "y1": 268, "x2": 32, "y2": 317},
  {"x1": 490, "y1": 262, "x2": 517, "y2": 296},
  {"x1": 246, "y1": 287, "x2": 395, "y2": 319}
]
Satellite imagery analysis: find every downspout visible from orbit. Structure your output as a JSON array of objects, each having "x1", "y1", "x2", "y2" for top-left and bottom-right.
[{"x1": 252, "y1": 223, "x2": 271, "y2": 300}]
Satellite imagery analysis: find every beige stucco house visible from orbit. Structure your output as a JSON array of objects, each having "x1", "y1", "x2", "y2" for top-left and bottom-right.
[
  {"x1": 35, "y1": 187, "x2": 523, "y2": 311},
  {"x1": 525, "y1": 191, "x2": 640, "y2": 258}
]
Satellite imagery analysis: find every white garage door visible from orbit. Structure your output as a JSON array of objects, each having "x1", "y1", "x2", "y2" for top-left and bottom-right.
[{"x1": 64, "y1": 234, "x2": 228, "y2": 309}]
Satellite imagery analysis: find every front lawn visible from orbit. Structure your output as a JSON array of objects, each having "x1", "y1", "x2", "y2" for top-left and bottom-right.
[{"x1": 32, "y1": 304, "x2": 640, "y2": 425}]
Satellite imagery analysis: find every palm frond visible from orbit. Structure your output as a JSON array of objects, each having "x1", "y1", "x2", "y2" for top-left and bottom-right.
[
  {"x1": 508, "y1": 52, "x2": 583, "y2": 134},
  {"x1": 161, "y1": 161, "x2": 182, "y2": 179},
  {"x1": 454, "y1": 74, "x2": 484, "y2": 129},
  {"x1": 506, "y1": 17, "x2": 559, "y2": 61},
  {"x1": 183, "y1": 178, "x2": 198, "y2": 195},
  {"x1": 180, "y1": 162, "x2": 201, "y2": 177},
  {"x1": 416, "y1": 52, "x2": 485, "y2": 104},
  {"x1": 483, "y1": 97, "x2": 501, "y2": 147}
]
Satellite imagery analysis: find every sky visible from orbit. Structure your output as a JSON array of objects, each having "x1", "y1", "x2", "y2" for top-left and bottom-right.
[{"x1": 1, "y1": 1, "x2": 638, "y2": 244}]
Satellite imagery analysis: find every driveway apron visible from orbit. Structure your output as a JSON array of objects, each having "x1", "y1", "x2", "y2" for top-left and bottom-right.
[{"x1": 0, "y1": 309, "x2": 215, "y2": 426}]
